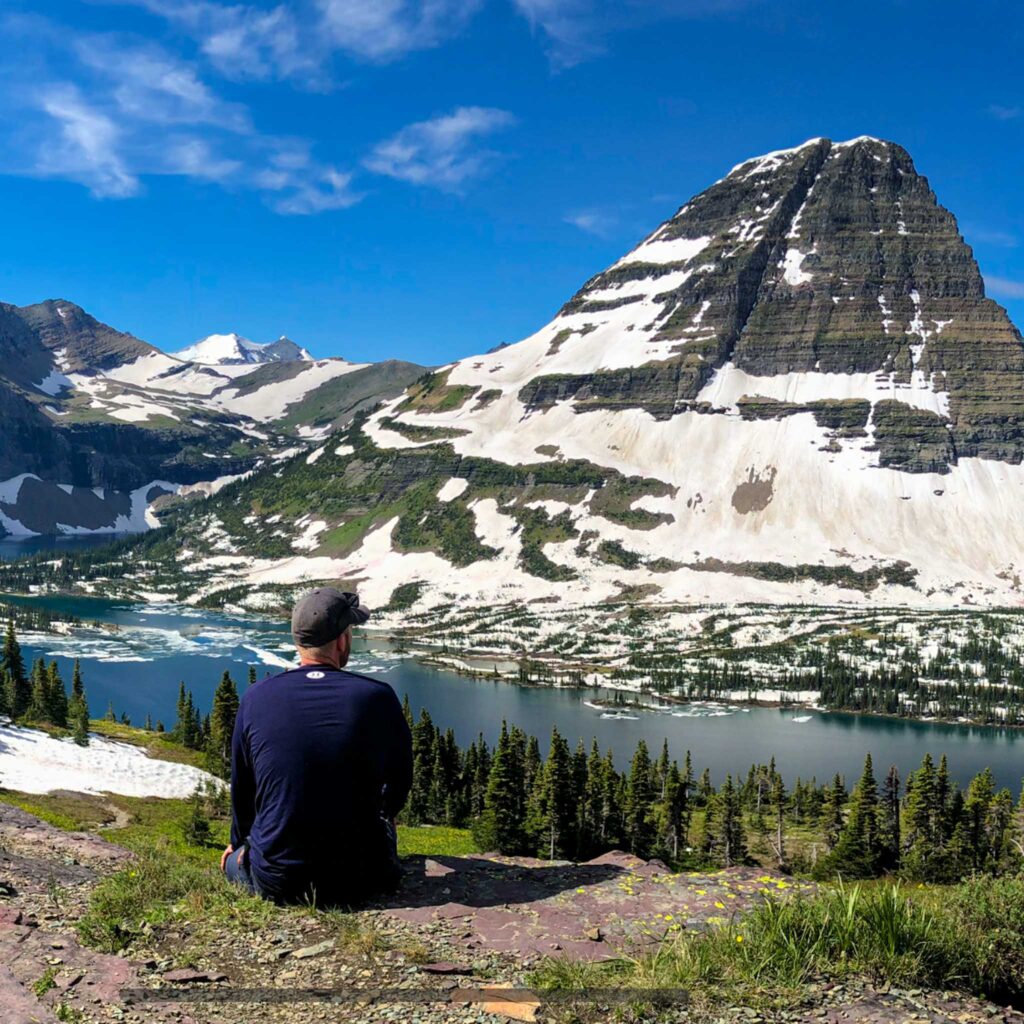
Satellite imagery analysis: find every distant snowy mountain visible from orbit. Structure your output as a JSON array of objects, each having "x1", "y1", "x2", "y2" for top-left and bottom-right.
[
  {"x1": 0, "y1": 305, "x2": 424, "y2": 540},
  {"x1": 173, "y1": 332, "x2": 313, "y2": 366}
]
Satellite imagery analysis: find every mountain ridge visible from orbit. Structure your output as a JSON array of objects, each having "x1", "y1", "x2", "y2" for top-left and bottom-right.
[
  {"x1": 0, "y1": 300, "x2": 425, "y2": 538},
  {"x1": 9, "y1": 136, "x2": 1024, "y2": 614}
]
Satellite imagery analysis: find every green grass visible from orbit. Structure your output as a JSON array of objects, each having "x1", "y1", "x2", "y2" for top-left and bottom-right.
[
  {"x1": 0, "y1": 790, "x2": 116, "y2": 831},
  {"x1": 87, "y1": 720, "x2": 209, "y2": 769},
  {"x1": 533, "y1": 879, "x2": 1024, "y2": 1014},
  {"x1": 397, "y1": 825, "x2": 477, "y2": 857}
]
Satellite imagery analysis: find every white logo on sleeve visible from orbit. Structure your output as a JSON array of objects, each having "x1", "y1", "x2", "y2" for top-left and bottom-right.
[{"x1": 307, "y1": 671, "x2": 325, "y2": 679}]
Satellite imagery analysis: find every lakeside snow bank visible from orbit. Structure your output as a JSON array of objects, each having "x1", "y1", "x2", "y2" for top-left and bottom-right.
[{"x1": 0, "y1": 721, "x2": 219, "y2": 797}]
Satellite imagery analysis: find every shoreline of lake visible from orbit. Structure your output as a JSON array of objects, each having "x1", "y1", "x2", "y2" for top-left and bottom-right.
[{"x1": 5, "y1": 589, "x2": 1024, "y2": 736}]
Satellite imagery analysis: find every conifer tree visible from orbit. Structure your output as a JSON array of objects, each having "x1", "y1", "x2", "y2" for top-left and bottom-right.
[
  {"x1": 935, "y1": 755, "x2": 953, "y2": 844},
  {"x1": 104, "y1": 701, "x2": 116, "y2": 722},
  {"x1": 903, "y1": 754, "x2": 939, "y2": 879},
  {"x1": 1009, "y1": 783, "x2": 1024, "y2": 866},
  {"x1": 1, "y1": 620, "x2": 28, "y2": 717},
  {"x1": 963, "y1": 767, "x2": 996, "y2": 871},
  {"x1": 526, "y1": 727, "x2": 575, "y2": 859},
  {"x1": 697, "y1": 768, "x2": 714, "y2": 805},
  {"x1": 208, "y1": 671, "x2": 239, "y2": 778},
  {"x1": 623, "y1": 740, "x2": 654, "y2": 858},
  {"x1": 821, "y1": 774, "x2": 847, "y2": 850},
  {"x1": 29, "y1": 658, "x2": 49, "y2": 721},
  {"x1": 879, "y1": 764, "x2": 901, "y2": 872},
  {"x1": 825, "y1": 753, "x2": 881, "y2": 878},
  {"x1": 182, "y1": 787, "x2": 212, "y2": 846},
  {"x1": 46, "y1": 661, "x2": 67, "y2": 727},
  {"x1": 986, "y1": 787, "x2": 1016, "y2": 874},
  {"x1": 706, "y1": 774, "x2": 747, "y2": 867},
  {"x1": 248, "y1": 666, "x2": 257, "y2": 687},
  {"x1": 523, "y1": 734, "x2": 542, "y2": 795},
  {"x1": 174, "y1": 682, "x2": 188, "y2": 741},
  {"x1": 470, "y1": 734, "x2": 490, "y2": 819},
  {"x1": 473, "y1": 722, "x2": 527, "y2": 854},
  {"x1": 653, "y1": 760, "x2": 689, "y2": 865},
  {"x1": 769, "y1": 773, "x2": 787, "y2": 868},
  {"x1": 407, "y1": 709, "x2": 437, "y2": 823},
  {"x1": 69, "y1": 687, "x2": 90, "y2": 746},
  {"x1": 71, "y1": 659, "x2": 83, "y2": 699}
]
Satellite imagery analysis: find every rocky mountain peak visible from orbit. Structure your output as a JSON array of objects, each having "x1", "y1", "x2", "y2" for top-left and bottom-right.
[
  {"x1": 172, "y1": 332, "x2": 313, "y2": 366},
  {"x1": 14, "y1": 299, "x2": 156, "y2": 373},
  {"x1": 500, "y1": 136, "x2": 1023, "y2": 471}
]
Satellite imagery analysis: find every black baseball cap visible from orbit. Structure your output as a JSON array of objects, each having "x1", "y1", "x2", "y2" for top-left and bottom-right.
[{"x1": 291, "y1": 588, "x2": 371, "y2": 647}]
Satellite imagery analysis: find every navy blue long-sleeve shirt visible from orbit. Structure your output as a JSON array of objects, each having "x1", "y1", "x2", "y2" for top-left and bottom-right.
[{"x1": 230, "y1": 663, "x2": 413, "y2": 903}]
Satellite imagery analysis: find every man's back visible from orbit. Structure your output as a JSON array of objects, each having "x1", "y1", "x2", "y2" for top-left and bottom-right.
[{"x1": 230, "y1": 664, "x2": 413, "y2": 904}]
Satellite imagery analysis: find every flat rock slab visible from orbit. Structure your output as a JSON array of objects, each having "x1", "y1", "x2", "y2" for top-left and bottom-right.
[
  {"x1": 0, "y1": 803, "x2": 131, "y2": 874},
  {"x1": 375, "y1": 850, "x2": 812, "y2": 960}
]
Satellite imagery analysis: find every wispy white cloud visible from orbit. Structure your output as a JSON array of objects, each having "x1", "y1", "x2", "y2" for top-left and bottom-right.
[
  {"x1": 119, "y1": 0, "x2": 754, "y2": 79},
  {"x1": 0, "y1": 16, "x2": 360, "y2": 214},
  {"x1": 113, "y1": 0, "x2": 483, "y2": 79},
  {"x1": 364, "y1": 106, "x2": 516, "y2": 190},
  {"x1": 270, "y1": 168, "x2": 362, "y2": 214},
  {"x1": 514, "y1": 0, "x2": 604, "y2": 69},
  {"x1": 985, "y1": 275, "x2": 1024, "y2": 300},
  {"x1": 318, "y1": 0, "x2": 483, "y2": 61},
  {"x1": 34, "y1": 83, "x2": 138, "y2": 198},
  {"x1": 989, "y1": 104, "x2": 1022, "y2": 121},
  {"x1": 512, "y1": 0, "x2": 760, "y2": 69},
  {"x1": 119, "y1": 0, "x2": 323, "y2": 85},
  {"x1": 73, "y1": 35, "x2": 252, "y2": 130},
  {"x1": 564, "y1": 208, "x2": 616, "y2": 236}
]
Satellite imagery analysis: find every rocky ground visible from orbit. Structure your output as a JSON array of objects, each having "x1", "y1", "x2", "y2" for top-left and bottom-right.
[{"x1": 2, "y1": 802, "x2": 1022, "y2": 1024}]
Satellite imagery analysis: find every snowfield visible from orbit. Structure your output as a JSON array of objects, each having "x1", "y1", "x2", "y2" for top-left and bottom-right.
[{"x1": 0, "y1": 721, "x2": 219, "y2": 797}]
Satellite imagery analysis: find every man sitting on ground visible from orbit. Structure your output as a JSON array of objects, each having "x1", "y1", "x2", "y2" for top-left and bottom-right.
[{"x1": 222, "y1": 588, "x2": 413, "y2": 905}]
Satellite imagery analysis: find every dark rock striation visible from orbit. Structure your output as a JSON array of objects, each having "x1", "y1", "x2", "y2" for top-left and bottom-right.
[{"x1": 522, "y1": 137, "x2": 1024, "y2": 471}]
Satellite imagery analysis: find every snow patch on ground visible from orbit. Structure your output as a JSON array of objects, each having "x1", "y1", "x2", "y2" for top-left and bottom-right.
[
  {"x1": 437, "y1": 478, "x2": 469, "y2": 502},
  {"x1": 210, "y1": 360, "x2": 366, "y2": 421},
  {"x1": 615, "y1": 234, "x2": 711, "y2": 267},
  {"x1": 0, "y1": 721, "x2": 219, "y2": 797},
  {"x1": 781, "y1": 248, "x2": 813, "y2": 286}
]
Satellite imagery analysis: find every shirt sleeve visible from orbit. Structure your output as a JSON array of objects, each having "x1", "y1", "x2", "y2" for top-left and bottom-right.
[
  {"x1": 230, "y1": 701, "x2": 256, "y2": 847},
  {"x1": 380, "y1": 689, "x2": 413, "y2": 819}
]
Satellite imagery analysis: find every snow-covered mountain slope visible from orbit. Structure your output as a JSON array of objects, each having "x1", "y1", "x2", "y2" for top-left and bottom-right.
[
  {"x1": 140, "y1": 137, "x2": 1024, "y2": 613},
  {"x1": 0, "y1": 303, "x2": 425, "y2": 538},
  {"x1": 173, "y1": 332, "x2": 313, "y2": 366}
]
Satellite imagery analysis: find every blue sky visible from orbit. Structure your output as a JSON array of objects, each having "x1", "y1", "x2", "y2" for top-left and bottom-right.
[{"x1": 0, "y1": 0, "x2": 1022, "y2": 364}]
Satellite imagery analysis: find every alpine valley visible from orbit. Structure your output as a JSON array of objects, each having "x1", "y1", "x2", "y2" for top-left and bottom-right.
[
  {"x1": 0, "y1": 304, "x2": 426, "y2": 536},
  {"x1": 7, "y1": 136, "x2": 1024, "y2": 695}
]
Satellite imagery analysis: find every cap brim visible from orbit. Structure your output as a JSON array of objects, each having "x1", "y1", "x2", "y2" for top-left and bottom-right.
[{"x1": 349, "y1": 603, "x2": 371, "y2": 626}]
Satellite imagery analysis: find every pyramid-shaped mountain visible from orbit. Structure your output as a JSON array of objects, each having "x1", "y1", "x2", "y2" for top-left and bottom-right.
[{"x1": 101, "y1": 137, "x2": 1024, "y2": 611}]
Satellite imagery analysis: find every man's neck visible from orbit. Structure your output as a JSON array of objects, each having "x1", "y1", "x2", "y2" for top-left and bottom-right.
[{"x1": 299, "y1": 657, "x2": 340, "y2": 670}]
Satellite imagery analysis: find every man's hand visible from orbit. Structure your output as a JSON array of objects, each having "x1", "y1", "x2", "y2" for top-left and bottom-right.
[{"x1": 221, "y1": 844, "x2": 245, "y2": 872}]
